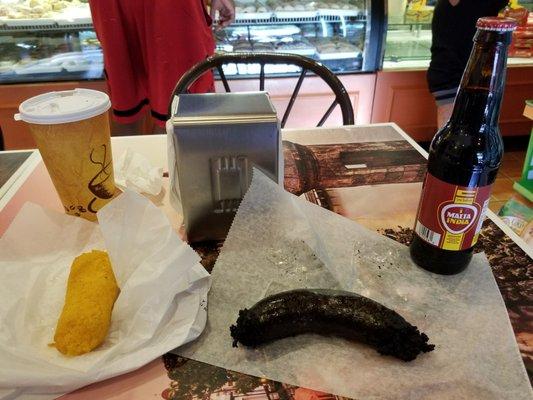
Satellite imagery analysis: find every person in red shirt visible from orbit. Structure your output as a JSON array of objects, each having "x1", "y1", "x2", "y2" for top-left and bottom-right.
[{"x1": 89, "y1": 0, "x2": 235, "y2": 133}]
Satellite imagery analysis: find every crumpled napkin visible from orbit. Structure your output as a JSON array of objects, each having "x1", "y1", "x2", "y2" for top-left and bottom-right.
[
  {"x1": 114, "y1": 148, "x2": 163, "y2": 195},
  {"x1": 0, "y1": 190, "x2": 209, "y2": 400}
]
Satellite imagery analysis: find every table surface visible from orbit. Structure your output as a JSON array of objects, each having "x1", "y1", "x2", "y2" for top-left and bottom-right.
[
  {"x1": 0, "y1": 152, "x2": 30, "y2": 187},
  {"x1": 0, "y1": 123, "x2": 531, "y2": 400},
  {"x1": 0, "y1": 149, "x2": 39, "y2": 206}
]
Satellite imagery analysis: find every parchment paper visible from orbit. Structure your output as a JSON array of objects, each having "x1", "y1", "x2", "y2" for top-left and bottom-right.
[
  {"x1": 0, "y1": 190, "x2": 210, "y2": 400},
  {"x1": 178, "y1": 170, "x2": 533, "y2": 400}
]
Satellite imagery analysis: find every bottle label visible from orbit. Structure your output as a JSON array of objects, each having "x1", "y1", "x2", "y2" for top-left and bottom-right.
[{"x1": 414, "y1": 173, "x2": 492, "y2": 251}]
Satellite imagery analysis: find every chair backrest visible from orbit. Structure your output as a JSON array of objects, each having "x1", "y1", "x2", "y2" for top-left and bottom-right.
[{"x1": 168, "y1": 52, "x2": 355, "y2": 128}]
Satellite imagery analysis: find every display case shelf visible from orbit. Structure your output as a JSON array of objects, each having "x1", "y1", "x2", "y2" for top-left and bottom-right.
[
  {"x1": 384, "y1": 29, "x2": 431, "y2": 62},
  {"x1": 0, "y1": 12, "x2": 367, "y2": 32},
  {"x1": 233, "y1": 11, "x2": 366, "y2": 25},
  {"x1": 0, "y1": 19, "x2": 92, "y2": 32},
  {"x1": 387, "y1": 22, "x2": 430, "y2": 27}
]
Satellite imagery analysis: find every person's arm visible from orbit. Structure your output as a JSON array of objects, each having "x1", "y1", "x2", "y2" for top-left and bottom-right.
[{"x1": 210, "y1": 0, "x2": 235, "y2": 29}]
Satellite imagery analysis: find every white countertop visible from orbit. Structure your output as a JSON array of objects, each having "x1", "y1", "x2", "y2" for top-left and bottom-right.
[{"x1": 383, "y1": 57, "x2": 533, "y2": 72}]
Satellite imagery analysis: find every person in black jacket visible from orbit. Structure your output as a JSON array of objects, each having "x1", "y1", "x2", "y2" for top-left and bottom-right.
[{"x1": 427, "y1": 0, "x2": 509, "y2": 127}]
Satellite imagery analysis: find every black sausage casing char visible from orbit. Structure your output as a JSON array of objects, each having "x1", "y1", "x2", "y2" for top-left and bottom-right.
[{"x1": 230, "y1": 289, "x2": 434, "y2": 361}]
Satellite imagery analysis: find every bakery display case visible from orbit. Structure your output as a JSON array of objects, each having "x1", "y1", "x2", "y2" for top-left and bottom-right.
[
  {"x1": 0, "y1": 0, "x2": 101, "y2": 83},
  {"x1": 0, "y1": 0, "x2": 385, "y2": 84},
  {"x1": 374, "y1": 0, "x2": 533, "y2": 143},
  {"x1": 384, "y1": 0, "x2": 533, "y2": 65},
  {"x1": 216, "y1": 0, "x2": 385, "y2": 75},
  {"x1": 384, "y1": 0, "x2": 434, "y2": 63}
]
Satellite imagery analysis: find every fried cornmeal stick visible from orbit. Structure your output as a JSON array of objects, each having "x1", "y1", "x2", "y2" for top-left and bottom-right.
[{"x1": 51, "y1": 250, "x2": 119, "y2": 356}]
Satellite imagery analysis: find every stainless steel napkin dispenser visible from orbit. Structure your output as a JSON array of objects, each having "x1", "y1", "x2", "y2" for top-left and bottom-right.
[{"x1": 168, "y1": 92, "x2": 282, "y2": 242}]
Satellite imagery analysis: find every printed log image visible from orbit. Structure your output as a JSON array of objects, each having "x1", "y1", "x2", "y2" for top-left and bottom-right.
[{"x1": 162, "y1": 354, "x2": 355, "y2": 400}]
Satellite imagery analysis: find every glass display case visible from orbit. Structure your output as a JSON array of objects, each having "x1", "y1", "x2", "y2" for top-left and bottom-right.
[
  {"x1": 0, "y1": 0, "x2": 100, "y2": 83},
  {"x1": 384, "y1": 0, "x2": 434, "y2": 63},
  {"x1": 384, "y1": 0, "x2": 533, "y2": 65},
  {"x1": 0, "y1": 0, "x2": 384, "y2": 84},
  {"x1": 216, "y1": 0, "x2": 385, "y2": 75}
]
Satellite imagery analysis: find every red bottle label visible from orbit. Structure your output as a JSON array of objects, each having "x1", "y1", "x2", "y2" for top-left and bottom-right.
[{"x1": 414, "y1": 173, "x2": 492, "y2": 251}]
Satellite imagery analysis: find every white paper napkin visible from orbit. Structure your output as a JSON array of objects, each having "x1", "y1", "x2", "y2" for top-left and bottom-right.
[
  {"x1": 0, "y1": 190, "x2": 210, "y2": 399},
  {"x1": 115, "y1": 148, "x2": 163, "y2": 195}
]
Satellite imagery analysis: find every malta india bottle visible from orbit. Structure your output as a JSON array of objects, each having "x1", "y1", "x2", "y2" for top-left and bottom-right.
[{"x1": 410, "y1": 17, "x2": 517, "y2": 275}]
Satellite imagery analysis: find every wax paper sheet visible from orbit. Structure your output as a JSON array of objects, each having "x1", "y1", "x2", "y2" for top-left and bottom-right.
[
  {"x1": 178, "y1": 170, "x2": 533, "y2": 400},
  {"x1": 0, "y1": 190, "x2": 210, "y2": 400}
]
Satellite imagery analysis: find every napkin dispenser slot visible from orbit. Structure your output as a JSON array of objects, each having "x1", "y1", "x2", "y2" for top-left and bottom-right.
[
  {"x1": 211, "y1": 155, "x2": 250, "y2": 214},
  {"x1": 169, "y1": 92, "x2": 281, "y2": 242}
]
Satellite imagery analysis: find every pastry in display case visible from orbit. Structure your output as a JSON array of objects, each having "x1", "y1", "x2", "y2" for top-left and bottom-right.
[
  {"x1": 403, "y1": 0, "x2": 434, "y2": 24},
  {"x1": 234, "y1": 0, "x2": 363, "y2": 15},
  {"x1": 505, "y1": 0, "x2": 533, "y2": 57},
  {"x1": 0, "y1": 0, "x2": 89, "y2": 21},
  {"x1": 0, "y1": 0, "x2": 383, "y2": 84}
]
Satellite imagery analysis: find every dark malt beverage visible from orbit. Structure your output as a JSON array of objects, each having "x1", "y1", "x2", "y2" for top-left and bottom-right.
[{"x1": 410, "y1": 17, "x2": 517, "y2": 275}]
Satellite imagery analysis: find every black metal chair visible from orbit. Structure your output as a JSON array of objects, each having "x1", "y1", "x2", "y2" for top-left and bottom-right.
[{"x1": 168, "y1": 52, "x2": 355, "y2": 128}]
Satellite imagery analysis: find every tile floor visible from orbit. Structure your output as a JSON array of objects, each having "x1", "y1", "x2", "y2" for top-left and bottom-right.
[{"x1": 489, "y1": 150, "x2": 531, "y2": 213}]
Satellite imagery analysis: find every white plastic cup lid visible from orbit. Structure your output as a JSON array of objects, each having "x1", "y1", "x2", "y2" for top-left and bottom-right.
[{"x1": 14, "y1": 88, "x2": 111, "y2": 125}]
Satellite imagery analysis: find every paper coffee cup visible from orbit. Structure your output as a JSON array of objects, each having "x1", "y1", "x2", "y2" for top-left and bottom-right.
[{"x1": 15, "y1": 89, "x2": 118, "y2": 221}]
